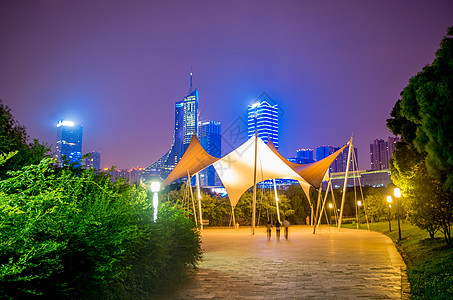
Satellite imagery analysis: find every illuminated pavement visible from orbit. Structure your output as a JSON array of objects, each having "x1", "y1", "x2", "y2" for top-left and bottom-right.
[{"x1": 158, "y1": 225, "x2": 410, "y2": 299}]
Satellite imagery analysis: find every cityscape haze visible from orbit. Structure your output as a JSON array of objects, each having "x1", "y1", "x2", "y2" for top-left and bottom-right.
[{"x1": 1, "y1": 1, "x2": 452, "y2": 170}]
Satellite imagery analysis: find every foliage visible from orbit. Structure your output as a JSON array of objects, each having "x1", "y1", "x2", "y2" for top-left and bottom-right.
[
  {"x1": 364, "y1": 188, "x2": 387, "y2": 222},
  {"x1": 387, "y1": 27, "x2": 453, "y2": 245},
  {"x1": 0, "y1": 159, "x2": 202, "y2": 299},
  {"x1": 0, "y1": 101, "x2": 50, "y2": 179},
  {"x1": 387, "y1": 27, "x2": 453, "y2": 192}
]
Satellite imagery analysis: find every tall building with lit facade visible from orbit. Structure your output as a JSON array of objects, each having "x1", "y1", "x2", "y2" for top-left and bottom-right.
[
  {"x1": 247, "y1": 98, "x2": 279, "y2": 149},
  {"x1": 332, "y1": 146, "x2": 358, "y2": 172},
  {"x1": 296, "y1": 148, "x2": 314, "y2": 164},
  {"x1": 316, "y1": 146, "x2": 335, "y2": 161},
  {"x1": 143, "y1": 73, "x2": 199, "y2": 182},
  {"x1": 370, "y1": 137, "x2": 399, "y2": 170},
  {"x1": 198, "y1": 120, "x2": 221, "y2": 187},
  {"x1": 315, "y1": 145, "x2": 358, "y2": 173},
  {"x1": 56, "y1": 120, "x2": 83, "y2": 167},
  {"x1": 84, "y1": 151, "x2": 101, "y2": 170}
]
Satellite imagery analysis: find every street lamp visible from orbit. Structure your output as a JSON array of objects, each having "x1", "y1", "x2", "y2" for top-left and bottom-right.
[
  {"x1": 394, "y1": 188, "x2": 402, "y2": 241},
  {"x1": 357, "y1": 200, "x2": 362, "y2": 229},
  {"x1": 328, "y1": 203, "x2": 333, "y2": 225},
  {"x1": 151, "y1": 182, "x2": 161, "y2": 222},
  {"x1": 387, "y1": 196, "x2": 392, "y2": 232}
]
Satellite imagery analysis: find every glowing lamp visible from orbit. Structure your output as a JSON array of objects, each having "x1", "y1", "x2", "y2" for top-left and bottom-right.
[
  {"x1": 151, "y1": 182, "x2": 161, "y2": 221},
  {"x1": 394, "y1": 188, "x2": 401, "y2": 198},
  {"x1": 151, "y1": 182, "x2": 160, "y2": 192},
  {"x1": 328, "y1": 203, "x2": 333, "y2": 209},
  {"x1": 357, "y1": 200, "x2": 362, "y2": 207},
  {"x1": 387, "y1": 196, "x2": 392, "y2": 203},
  {"x1": 57, "y1": 120, "x2": 75, "y2": 127}
]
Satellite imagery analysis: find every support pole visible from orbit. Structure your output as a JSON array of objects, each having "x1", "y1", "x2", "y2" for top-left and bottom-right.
[
  {"x1": 273, "y1": 179, "x2": 281, "y2": 223},
  {"x1": 232, "y1": 206, "x2": 236, "y2": 228},
  {"x1": 195, "y1": 172, "x2": 203, "y2": 230},
  {"x1": 251, "y1": 130, "x2": 258, "y2": 236},
  {"x1": 313, "y1": 188, "x2": 322, "y2": 234},
  {"x1": 338, "y1": 137, "x2": 353, "y2": 231},
  {"x1": 187, "y1": 173, "x2": 198, "y2": 226},
  {"x1": 316, "y1": 180, "x2": 331, "y2": 230}
]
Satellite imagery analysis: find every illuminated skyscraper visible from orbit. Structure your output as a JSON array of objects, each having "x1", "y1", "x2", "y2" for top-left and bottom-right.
[
  {"x1": 247, "y1": 98, "x2": 279, "y2": 149},
  {"x1": 198, "y1": 120, "x2": 221, "y2": 187},
  {"x1": 144, "y1": 72, "x2": 199, "y2": 181},
  {"x1": 56, "y1": 120, "x2": 83, "y2": 166}
]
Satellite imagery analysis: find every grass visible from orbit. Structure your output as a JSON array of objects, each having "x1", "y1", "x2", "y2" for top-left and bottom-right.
[{"x1": 342, "y1": 220, "x2": 453, "y2": 300}]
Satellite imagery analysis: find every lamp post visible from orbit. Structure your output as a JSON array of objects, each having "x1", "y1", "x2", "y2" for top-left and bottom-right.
[
  {"x1": 357, "y1": 200, "x2": 362, "y2": 229},
  {"x1": 328, "y1": 203, "x2": 333, "y2": 226},
  {"x1": 394, "y1": 188, "x2": 402, "y2": 241},
  {"x1": 151, "y1": 182, "x2": 161, "y2": 222},
  {"x1": 387, "y1": 196, "x2": 392, "y2": 232}
]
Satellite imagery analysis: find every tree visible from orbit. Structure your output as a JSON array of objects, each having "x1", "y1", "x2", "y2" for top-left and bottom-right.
[
  {"x1": 387, "y1": 27, "x2": 453, "y2": 244},
  {"x1": 0, "y1": 100, "x2": 50, "y2": 179},
  {"x1": 388, "y1": 27, "x2": 453, "y2": 192}
]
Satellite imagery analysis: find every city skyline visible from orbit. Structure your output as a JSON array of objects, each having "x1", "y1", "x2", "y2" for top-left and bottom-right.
[{"x1": 1, "y1": 1, "x2": 452, "y2": 170}]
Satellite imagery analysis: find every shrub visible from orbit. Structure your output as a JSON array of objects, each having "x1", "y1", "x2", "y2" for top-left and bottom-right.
[{"x1": 0, "y1": 159, "x2": 202, "y2": 299}]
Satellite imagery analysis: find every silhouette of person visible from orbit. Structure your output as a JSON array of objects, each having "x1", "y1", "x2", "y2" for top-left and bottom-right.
[
  {"x1": 275, "y1": 220, "x2": 281, "y2": 240},
  {"x1": 266, "y1": 220, "x2": 272, "y2": 240},
  {"x1": 282, "y1": 219, "x2": 290, "y2": 239}
]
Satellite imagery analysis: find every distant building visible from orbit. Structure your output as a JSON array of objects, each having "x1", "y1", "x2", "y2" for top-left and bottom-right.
[
  {"x1": 325, "y1": 169, "x2": 392, "y2": 189},
  {"x1": 143, "y1": 72, "x2": 199, "y2": 182},
  {"x1": 332, "y1": 146, "x2": 358, "y2": 173},
  {"x1": 316, "y1": 146, "x2": 335, "y2": 161},
  {"x1": 56, "y1": 120, "x2": 83, "y2": 167},
  {"x1": 296, "y1": 148, "x2": 314, "y2": 164},
  {"x1": 247, "y1": 96, "x2": 279, "y2": 149},
  {"x1": 108, "y1": 167, "x2": 145, "y2": 184},
  {"x1": 84, "y1": 151, "x2": 101, "y2": 170},
  {"x1": 198, "y1": 120, "x2": 222, "y2": 187},
  {"x1": 370, "y1": 137, "x2": 399, "y2": 170}
]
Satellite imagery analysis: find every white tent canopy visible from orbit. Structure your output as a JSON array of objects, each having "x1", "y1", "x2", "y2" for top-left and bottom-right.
[{"x1": 213, "y1": 136, "x2": 310, "y2": 207}]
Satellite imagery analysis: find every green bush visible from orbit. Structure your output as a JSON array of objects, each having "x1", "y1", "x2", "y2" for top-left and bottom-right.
[{"x1": 0, "y1": 158, "x2": 202, "y2": 299}]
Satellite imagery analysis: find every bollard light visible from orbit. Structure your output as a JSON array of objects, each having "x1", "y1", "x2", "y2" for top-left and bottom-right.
[{"x1": 151, "y1": 182, "x2": 161, "y2": 222}]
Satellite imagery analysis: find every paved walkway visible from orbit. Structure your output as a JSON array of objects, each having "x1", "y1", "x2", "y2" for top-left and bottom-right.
[{"x1": 158, "y1": 225, "x2": 410, "y2": 299}]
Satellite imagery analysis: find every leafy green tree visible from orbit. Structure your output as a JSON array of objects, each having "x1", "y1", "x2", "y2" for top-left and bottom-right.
[
  {"x1": 387, "y1": 27, "x2": 453, "y2": 191},
  {"x1": 0, "y1": 101, "x2": 50, "y2": 179},
  {"x1": 364, "y1": 188, "x2": 387, "y2": 222},
  {"x1": 387, "y1": 27, "x2": 453, "y2": 244}
]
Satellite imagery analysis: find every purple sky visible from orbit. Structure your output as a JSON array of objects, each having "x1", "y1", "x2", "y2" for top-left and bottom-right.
[{"x1": 1, "y1": 0, "x2": 452, "y2": 170}]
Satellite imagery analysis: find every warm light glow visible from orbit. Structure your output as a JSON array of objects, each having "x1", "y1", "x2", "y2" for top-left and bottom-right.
[
  {"x1": 328, "y1": 203, "x2": 333, "y2": 209},
  {"x1": 57, "y1": 120, "x2": 74, "y2": 127},
  {"x1": 394, "y1": 188, "x2": 401, "y2": 198},
  {"x1": 151, "y1": 182, "x2": 160, "y2": 192},
  {"x1": 151, "y1": 182, "x2": 160, "y2": 222},
  {"x1": 387, "y1": 195, "x2": 392, "y2": 203},
  {"x1": 357, "y1": 200, "x2": 362, "y2": 206}
]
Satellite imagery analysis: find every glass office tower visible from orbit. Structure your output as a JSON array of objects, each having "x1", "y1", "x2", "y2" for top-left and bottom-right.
[
  {"x1": 247, "y1": 100, "x2": 279, "y2": 149},
  {"x1": 56, "y1": 120, "x2": 83, "y2": 166}
]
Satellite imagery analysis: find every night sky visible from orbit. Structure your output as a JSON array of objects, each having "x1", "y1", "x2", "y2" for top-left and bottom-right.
[{"x1": 1, "y1": 0, "x2": 452, "y2": 170}]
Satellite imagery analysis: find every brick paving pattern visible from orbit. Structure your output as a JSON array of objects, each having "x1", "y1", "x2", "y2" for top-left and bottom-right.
[{"x1": 158, "y1": 226, "x2": 410, "y2": 299}]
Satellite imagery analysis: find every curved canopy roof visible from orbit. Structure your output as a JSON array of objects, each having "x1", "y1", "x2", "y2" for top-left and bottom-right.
[
  {"x1": 213, "y1": 136, "x2": 309, "y2": 207},
  {"x1": 163, "y1": 134, "x2": 220, "y2": 186},
  {"x1": 267, "y1": 139, "x2": 349, "y2": 189}
]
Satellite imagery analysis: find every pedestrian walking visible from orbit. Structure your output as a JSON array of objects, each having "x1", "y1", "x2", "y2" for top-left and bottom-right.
[
  {"x1": 266, "y1": 220, "x2": 272, "y2": 240},
  {"x1": 275, "y1": 220, "x2": 281, "y2": 240},
  {"x1": 282, "y1": 219, "x2": 290, "y2": 239}
]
